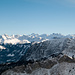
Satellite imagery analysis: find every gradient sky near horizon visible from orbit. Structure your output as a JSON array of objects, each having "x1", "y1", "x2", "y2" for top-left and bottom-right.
[{"x1": 0, "y1": 0, "x2": 75, "y2": 35}]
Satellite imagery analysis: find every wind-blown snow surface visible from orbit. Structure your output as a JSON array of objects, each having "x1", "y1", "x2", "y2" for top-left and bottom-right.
[{"x1": 1, "y1": 33, "x2": 75, "y2": 44}]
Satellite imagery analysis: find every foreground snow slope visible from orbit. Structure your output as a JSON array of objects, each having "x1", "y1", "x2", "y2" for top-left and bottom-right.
[
  {"x1": 2, "y1": 63, "x2": 75, "y2": 75},
  {"x1": 2, "y1": 55, "x2": 75, "y2": 75}
]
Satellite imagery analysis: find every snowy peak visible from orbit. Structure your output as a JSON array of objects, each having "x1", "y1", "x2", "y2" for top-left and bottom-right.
[
  {"x1": 0, "y1": 33, "x2": 75, "y2": 44},
  {"x1": 0, "y1": 45, "x2": 6, "y2": 49}
]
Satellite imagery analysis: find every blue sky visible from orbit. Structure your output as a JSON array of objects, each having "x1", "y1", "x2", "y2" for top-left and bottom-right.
[{"x1": 0, "y1": 0, "x2": 75, "y2": 35}]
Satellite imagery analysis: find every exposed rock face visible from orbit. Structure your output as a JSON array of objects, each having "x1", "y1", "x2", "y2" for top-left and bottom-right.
[
  {"x1": 50, "y1": 62, "x2": 75, "y2": 75},
  {"x1": 1, "y1": 55, "x2": 75, "y2": 75},
  {"x1": 25, "y1": 59, "x2": 57, "y2": 74},
  {"x1": 58, "y1": 55, "x2": 75, "y2": 63},
  {"x1": 12, "y1": 65, "x2": 25, "y2": 73},
  {"x1": 2, "y1": 63, "x2": 75, "y2": 75},
  {"x1": 1, "y1": 57, "x2": 57, "y2": 75},
  {"x1": 39, "y1": 59, "x2": 57, "y2": 69}
]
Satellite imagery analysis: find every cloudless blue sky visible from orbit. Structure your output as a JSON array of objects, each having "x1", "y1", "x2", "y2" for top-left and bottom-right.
[{"x1": 0, "y1": 0, "x2": 75, "y2": 35}]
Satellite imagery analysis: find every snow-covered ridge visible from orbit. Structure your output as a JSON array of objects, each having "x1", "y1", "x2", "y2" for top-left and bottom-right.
[
  {"x1": 0, "y1": 33, "x2": 75, "y2": 44},
  {"x1": 0, "y1": 46, "x2": 6, "y2": 49}
]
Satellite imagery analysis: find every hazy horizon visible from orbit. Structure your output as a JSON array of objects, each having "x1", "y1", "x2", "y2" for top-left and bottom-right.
[{"x1": 1, "y1": 32, "x2": 75, "y2": 36}]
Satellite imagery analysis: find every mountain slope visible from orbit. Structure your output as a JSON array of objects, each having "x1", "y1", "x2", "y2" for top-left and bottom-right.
[
  {"x1": 1, "y1": 33, "x2": 75, "y2": 75},
  {"x1": 0, "y1": 43, "x2": 31, "y2": 64},
  {"x1": 22, "y1": 38, "x2": 70, "y2": 61}
]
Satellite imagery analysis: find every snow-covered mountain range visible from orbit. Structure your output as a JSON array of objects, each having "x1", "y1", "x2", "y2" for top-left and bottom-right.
[
  {"x1": 1, "y1": 33, "x2": 75, "y2": 75},
  {"x1": 0, "y1": 33, "x2": 75, "y2": 64},
  {"x1": 0, "y1": 33, "x2": 75, "y2": 44}
]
